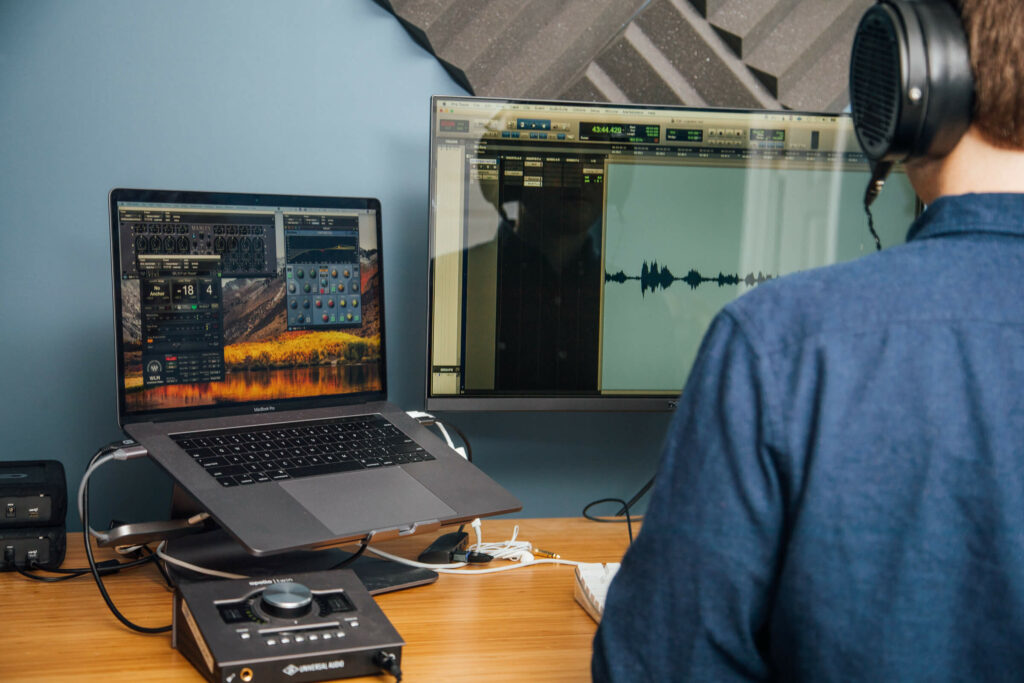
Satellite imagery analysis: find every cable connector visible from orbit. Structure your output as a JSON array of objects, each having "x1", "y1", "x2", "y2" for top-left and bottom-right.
[
  {"x1": 374, "y1": 651, "x2": 402, "y2": 682},
  {"x1": 452, "y1": 549, "x2": 492, "y2": 564},
  {"x1": 111, "y1": 444, "x2": 149, "y2": 461}
]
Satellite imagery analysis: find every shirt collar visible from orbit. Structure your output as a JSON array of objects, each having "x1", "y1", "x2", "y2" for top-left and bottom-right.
[{"x1": 907, "y1": 192, "x2": 1024, "y2": 242}]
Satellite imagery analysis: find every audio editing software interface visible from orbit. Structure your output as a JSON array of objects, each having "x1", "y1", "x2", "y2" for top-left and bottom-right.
[
  {"x1": 428, "y1": 98, "x2": 920, "y2": 403},
  {"x1": 115, "y1": 199, "x2": 382, "y2": 414}
]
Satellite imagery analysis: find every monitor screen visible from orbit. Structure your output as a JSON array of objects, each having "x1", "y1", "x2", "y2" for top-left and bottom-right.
[
  {"x1": 110, "y1": 190, "x2": 386, "y2": 421},
  {"x1": 426, "y1": 97, "x2": 920, "y2": 411}
]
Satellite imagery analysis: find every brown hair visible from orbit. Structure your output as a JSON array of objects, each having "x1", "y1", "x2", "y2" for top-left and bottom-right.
[{"x1": 960, "y1": 0, "x2": 1024, "y2": 147}]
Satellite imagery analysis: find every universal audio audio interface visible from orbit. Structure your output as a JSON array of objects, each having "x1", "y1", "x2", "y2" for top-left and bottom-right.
[{"x1": 172, "y1": 569, "x2": 403, "y2": 682}]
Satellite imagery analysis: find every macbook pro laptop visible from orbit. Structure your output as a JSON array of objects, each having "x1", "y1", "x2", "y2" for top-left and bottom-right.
[{"x1": 109, "y1": 188, "x2": 521, "y2": 556}]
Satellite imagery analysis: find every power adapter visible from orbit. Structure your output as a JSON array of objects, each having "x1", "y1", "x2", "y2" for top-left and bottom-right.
[{"x1": 416, "y1": 531, "x2": 468, "y2": 564}]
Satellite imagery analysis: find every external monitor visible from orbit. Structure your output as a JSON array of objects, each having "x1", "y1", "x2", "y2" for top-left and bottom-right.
[{"x1": 426, "y1": 96, "x2": 920, "y2": 411}]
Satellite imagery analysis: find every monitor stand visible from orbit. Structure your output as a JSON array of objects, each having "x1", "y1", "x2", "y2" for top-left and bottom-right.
[{"x1": 165, "y1": 485, "x2": 437, "y2": 595}]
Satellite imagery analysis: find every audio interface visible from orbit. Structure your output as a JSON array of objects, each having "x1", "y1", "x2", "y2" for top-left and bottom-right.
[
  {"x1": 0, "y1": 526, "x2": 66, "y2": 570},
  {"x1": 173, "y1": 569, "x2": 403, "y2": 682},
  {"x1": 0, "y1": 460, "x2": 66, "y2": 527}
]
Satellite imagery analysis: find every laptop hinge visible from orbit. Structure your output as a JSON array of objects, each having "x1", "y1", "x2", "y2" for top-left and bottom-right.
[{"x1": 366, "y1": 519, "x2": 442, "y2": 544}]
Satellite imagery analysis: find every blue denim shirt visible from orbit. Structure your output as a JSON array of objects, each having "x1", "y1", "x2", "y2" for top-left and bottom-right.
[{"x1": 593, "y1": 193, "x2": 1024, "y2": 682}]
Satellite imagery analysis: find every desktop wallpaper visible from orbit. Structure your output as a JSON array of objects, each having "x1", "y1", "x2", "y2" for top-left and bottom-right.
[{"x1": 120, "y1": 236, "x2": 383, "y2": 413}]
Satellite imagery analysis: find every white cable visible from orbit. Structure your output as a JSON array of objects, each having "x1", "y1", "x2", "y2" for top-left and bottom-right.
[
  {"x1": 405, "y1": 410, "x2": 468, "y2": 459},
  {"x1": 434, "y1": 421, "x2": 455, "y2": 449},
  {"x1": 432, "y1": 558, "x2": 580, "y2": 574},
  {"x1": 472, "y1": 517, "x2": 483, "y2": 548},
  {"x1": 406, "y1": 409, "x2": 455, "y2": 448},
  {"x1": 470, "y1": 523, "x2": 534, "y2": 561},
  {"x1": 115, "y1": 544, "x2": 145, "y2": 555},
  {"x1": 78, "y1": 453, "x2": 116, "y2": 543},
  {"x1": 150, "y1": 522, "x2": 580, "y2": 578},
  {"x1": 362, "y1": 544, "x2": 580, "y2": 574},
  {"x1": 155, "y1": 539, "x2": 572, "y2": 579},
  {"x1": 367, "y1": 522, "x2": 581, "y2": 574},
  {"x1": 155, "y1": 541, "x2": 248, "y2": 580},
  {"x1": 363, "y1": 545, "x2": 469, "y2": 570},
  {"x1": 77, "y1": 452, "x2": 112, "y2": 520},
  {"x1": 78, "y1": 445, "x2": 203, "y2": 546}
]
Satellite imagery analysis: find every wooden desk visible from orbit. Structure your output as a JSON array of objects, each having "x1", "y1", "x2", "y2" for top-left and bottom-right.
[{"x1": 0, "y1": 518, "x2": 631, "y2": 682}]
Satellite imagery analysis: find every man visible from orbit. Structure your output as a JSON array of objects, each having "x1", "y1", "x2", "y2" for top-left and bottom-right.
[{"x1": 593, "y1": 0, "x2": 1024, "y2": 679}]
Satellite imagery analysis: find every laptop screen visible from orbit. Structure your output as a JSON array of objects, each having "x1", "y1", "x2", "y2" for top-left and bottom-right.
[{"x1": 110, "y1": 189, "x2": 386, "y2": 422}]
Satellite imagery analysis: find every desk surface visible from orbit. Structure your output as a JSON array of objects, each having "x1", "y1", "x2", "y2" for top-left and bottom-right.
[{"x1": 0, "y1": 518, "x2": 632, "y2": 682}]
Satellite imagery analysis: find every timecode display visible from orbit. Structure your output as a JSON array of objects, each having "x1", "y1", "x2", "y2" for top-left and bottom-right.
[{"x1": 579, "y1": 121, "x2": 660, "y2": 144}]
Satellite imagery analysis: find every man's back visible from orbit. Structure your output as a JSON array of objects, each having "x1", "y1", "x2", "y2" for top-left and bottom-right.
[{"x1": 593, "y1": 193, "x2": 1024, "y2": 681}]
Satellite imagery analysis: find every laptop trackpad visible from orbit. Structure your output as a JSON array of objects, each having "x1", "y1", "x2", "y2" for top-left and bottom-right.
[{"x1": 279, "y1": 468, "x2": 456, "y2": 536}]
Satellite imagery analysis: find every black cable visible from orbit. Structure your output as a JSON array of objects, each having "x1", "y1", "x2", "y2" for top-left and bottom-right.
[
  {"x1": 143, "y1": 544, "x2": 175, "y2": 588},
  {"x1": 865, "y1": 204, "x2": 883, "y2": 252},
  {"x1": 30, "y1": 553, "x2": 155, "y2": 575},
  {"x1": 580, "y1": 472, "x2": 655, "y2": 527},
  {"x1": 374, "y1": 651, "x2": 403, "y2": 681},
  {"x1": 16, "y1": 565, "x2": 77, "y2": 583},
  {"x1": 15, "y1": 554, "x2": 156, "y2": 582},
  {"x1": 16, "y1": 562, "x2": 121, "y2": 582},
  {"x1": 861, "y1": 159, "x2": 889, "y2": 253},
  {"x1": 82, "y1": 447, "x2": 171, "y2": 634},
  {"x1": 615, "y1": 474, "x2": 655, "y2": 516},
  {"x1": 330, "y1": 535, "x2": 371, "y2": 570},
  {"x1": 582, "y1": 498, "x2": 635, "y2": 543}
]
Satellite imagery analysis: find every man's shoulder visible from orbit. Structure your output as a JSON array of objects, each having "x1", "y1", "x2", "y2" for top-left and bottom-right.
[{"x1": 720, "y1": 244, "x2": 921, "y2": 354}]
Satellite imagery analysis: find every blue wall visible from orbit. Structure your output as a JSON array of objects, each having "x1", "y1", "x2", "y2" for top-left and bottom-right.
[{"x1": 0, "y1": 0, "x2": 669, "y2": 532}]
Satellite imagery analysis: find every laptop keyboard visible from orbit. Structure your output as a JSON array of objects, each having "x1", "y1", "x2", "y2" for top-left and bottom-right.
[{"x1": 170, "y1": 414, "x2": 435, "y2": 488}]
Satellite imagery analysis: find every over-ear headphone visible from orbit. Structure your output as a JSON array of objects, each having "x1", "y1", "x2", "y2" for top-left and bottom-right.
[{"x1": 849, "y1": 0, "x2": 974, "y2": 207}]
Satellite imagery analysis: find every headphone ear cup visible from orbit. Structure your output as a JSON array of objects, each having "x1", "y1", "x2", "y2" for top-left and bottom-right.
[
  {"x1": 912, "y1": 1, "x2": 974, "y2": 156},
  {"x1": 850, "y1": 4, "x2": 906, "y2": 161},
  {"x1": 850, "y1": 0, "x2": 973, "y2": 163}
]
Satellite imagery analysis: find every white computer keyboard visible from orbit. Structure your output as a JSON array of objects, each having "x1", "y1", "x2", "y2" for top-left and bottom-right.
[{"x1": 573, "y1": 562, "x2": 621, "y2": 623}]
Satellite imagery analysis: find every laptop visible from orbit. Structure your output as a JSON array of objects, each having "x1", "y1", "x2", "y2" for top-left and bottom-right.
[{"x1": 109, "y1": 188, "x2": 521, "y2": 556}]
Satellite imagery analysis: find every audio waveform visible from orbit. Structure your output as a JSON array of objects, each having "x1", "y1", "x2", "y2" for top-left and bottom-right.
[{"x1": 605, "y1": 260, "x2": 775, "y2": 296}]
